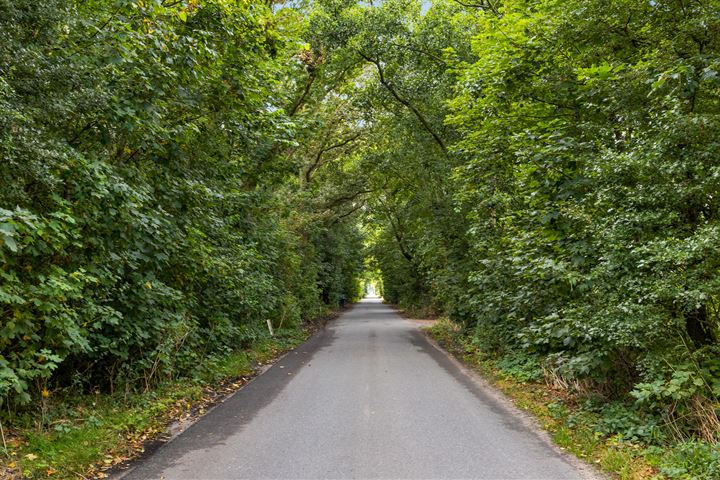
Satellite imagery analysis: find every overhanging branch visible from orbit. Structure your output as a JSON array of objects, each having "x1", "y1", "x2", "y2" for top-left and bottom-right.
[{"x1": 357, "y1": 51, "x2": 449, "y2": 159}]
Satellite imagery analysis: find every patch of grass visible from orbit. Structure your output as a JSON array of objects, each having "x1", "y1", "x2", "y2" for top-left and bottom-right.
[{"x1": 1, "y1": 327, "x2": 310, "y2": 479}]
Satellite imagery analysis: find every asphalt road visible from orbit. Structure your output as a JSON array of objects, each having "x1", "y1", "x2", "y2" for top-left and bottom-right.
[{"x1": 121, "y1": 297, "x2": 600, "y2": 479}]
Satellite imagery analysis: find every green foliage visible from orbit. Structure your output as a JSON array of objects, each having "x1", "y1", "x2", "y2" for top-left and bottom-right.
[
  {"x1": 307, "y1": 0, "x2": 720, "y2": 445},
  {"x1": 441, "y1": 0, "x2": 720, "y2": 440},
  {"x1": 0, "y1": 0, "x2": 364, "y2": 406},
  {"x1": 308, "y1": 0, "x2": 720, "y2": 465},
  {"x1": 591, "y1": 402, "x2": 665, "y2": 444},
  {"x1": 658, "y1": 441, "x2": 720, "y2": 480},
  {"x1": 5, "y1": 0, "x2": 720, "y2": 473},
  {"x1": 494, "y1": 352, "x2": 543, "y2": 383}
]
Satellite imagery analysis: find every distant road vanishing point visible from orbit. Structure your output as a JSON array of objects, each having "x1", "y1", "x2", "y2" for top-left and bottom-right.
[{"x1": 120, "y1": 297, "x2": 601, "y2": 480}]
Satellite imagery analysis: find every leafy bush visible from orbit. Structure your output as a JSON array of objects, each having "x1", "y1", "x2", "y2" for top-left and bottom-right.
[
  {"x1": 659, "y1": 441, "x2": 720, "y2": 480},
  {"x1": 495, "y1": 352, "x2": 543, "y2": 383},
  {"x1": 593, "y1": 403, "x2": 665, "y2": 444},
  {"x1": 0, "y1": 0, "x2": 364, "y2": 406}
]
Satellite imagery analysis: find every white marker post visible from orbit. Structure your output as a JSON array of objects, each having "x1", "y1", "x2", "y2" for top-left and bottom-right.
[{"x1": 266, "y1": 319, "x2": 274, "y2": 337}]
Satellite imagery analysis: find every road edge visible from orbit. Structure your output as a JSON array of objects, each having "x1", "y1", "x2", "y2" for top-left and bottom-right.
[
  {"x1": 391, "y1": 306, "x2": 607, "y2": 480},
  {"x1": 424, "y1": 332, "x2": 607, "y2": 479},
  {"x1": 109, "y1": 305, "x2": 351, "y2": 479}
]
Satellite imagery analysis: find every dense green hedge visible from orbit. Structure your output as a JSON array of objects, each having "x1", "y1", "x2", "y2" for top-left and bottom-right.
[
  {"x1": 445, "y1": 0, "x2": 720, "y2": 409},
  {"x1": 0, "y1": 0, "x2": 363, "y2": 405},
  {"x1": 447, "y1": 1, "x2": 720, "y2": 438}
]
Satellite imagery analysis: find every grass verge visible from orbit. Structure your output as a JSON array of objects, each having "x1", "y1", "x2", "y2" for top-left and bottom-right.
[{"x1": 0, "y1": 326, "x2": 312, "y2": 479}]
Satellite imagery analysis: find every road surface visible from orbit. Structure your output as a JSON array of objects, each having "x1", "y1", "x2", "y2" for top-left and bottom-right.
[{"x1": 121, "y1": 297, "x2": 599, "y2": 479}]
